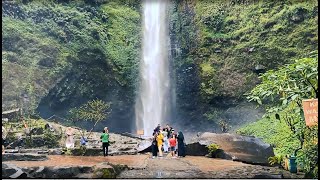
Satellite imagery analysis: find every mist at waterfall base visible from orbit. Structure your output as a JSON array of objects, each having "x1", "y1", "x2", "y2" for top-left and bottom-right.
[{"x1": 172, "y1": 101, "x2": 266, "y2": 142}]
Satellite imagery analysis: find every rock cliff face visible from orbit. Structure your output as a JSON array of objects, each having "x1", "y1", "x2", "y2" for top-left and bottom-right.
[
  {"x1": 2, "y1": 0, "x2": 141, "y2": 132},
  {"x1": 168, "y1": 0, "x2": 318, "y2": 128}
]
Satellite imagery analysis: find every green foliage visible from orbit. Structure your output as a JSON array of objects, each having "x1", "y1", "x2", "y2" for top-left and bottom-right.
[
  {"x1": 268, "y1": 155, "x2": 283, "y2": 166},
  {"x1": 184, "y1": 0, "x2": 317, "y2": 101},
  {"x1": 203, "y1": 108, "x2": 222, "y2": 121},
  {"x1": 69, "y1": 99, "x2": 111, "y2": 123},
  {"x1": 242, "y1": 54, "x2": 318, "y2": 178},
  {"x1": 218, "y1": 120, "x2": 231, "y2": 133},
  {"x1": 68, "y1": 99, "x2": 111, "y2": 138},
  {"x1": 297, "y1": 126, "x2": 318, "y2": 178},
  {"x1": 63, "y1": 147, "x2": 73, "y2": 155},
  {"x1": 2, "y1": 0, "x2": 141, "y2": 114},
  {"x1": 79, "y1": 145, "x2": 87, "y2": 156},
  {"x1": 43, "y1": 129, "x2": 60, "y2": 148},
  {"x1": 247, "y1": 53, "x2": 318, "y2": 109},
  {"x1": 236, "y1": 116, "x2": 300, "y2": 155},
  {"x1": 207, "y1": 143, "x2": 220, "y2": 157},
  {"x1": 199, "y1": 62, "x2": 220, "y2": 99},
  {"x1": 169, "y1": 0, "x2": 318, "y2": 126}
]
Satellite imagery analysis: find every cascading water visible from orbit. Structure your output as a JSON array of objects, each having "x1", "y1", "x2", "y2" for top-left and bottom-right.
[{"x1": 135, "y1": 0, "x2": 171, "y2": 136}]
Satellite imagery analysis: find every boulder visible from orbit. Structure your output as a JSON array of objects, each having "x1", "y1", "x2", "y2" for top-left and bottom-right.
[
  {"x1": 136, "y1": 139, "x2": 152, "y2": 153},
  {"x1": 48, "y1": 166, "x2": 82, "y2": 178},
  {"x1": 187, "y1": 133, "x2": 274, "y2": 165},
  {"x1": 2, "y1": 153, "x2": 48, "y2": 161},
  {"x1": 185, "y1": 142, "x2": 208, "y2": 156},
  {"x1": 2, "y1": 163, "x2": 29, "y2": 178},
  {"x1": 71, "y1": 147, "x2": 103, "y2": 156},
  {"x1": 24, "y1": 166, "x2": 46, "y2": 178},
  {"x1": 48, "y1": 148, "x2": 63, "y2": 155},
  {"x1": 92, "y1": 162, "x2": 116, "y2": 178},
  {"x1": 254, "y1": 64, "x2": 266, "y2": 74},
  {"x1": 118, "y1": 132, "x2": 144, "y2": 140},
  {"x1": 19, "y1": 165, "x2": 94, "y2": 178},
  {"x1": 253, "y1": 174, "x2": 284, "y2": 179}
]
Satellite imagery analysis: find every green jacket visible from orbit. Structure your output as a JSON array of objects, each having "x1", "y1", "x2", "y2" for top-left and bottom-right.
[{"x1": 100, "y1": 133, "x2": 109, "y2": 143}]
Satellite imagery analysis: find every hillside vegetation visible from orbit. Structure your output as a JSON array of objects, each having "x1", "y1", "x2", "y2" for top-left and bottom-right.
[
  {"x1": 170, "y1": 0, "x2": 318, "y2": 125},
  {"x1": 2, "y1": 0, "x2": 141, "y2": 131},
  {"x1": 2, "y1": 0, "x2": 318, "y2": 131}
]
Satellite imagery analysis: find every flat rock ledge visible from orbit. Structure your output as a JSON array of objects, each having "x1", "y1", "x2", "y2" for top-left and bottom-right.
[
  {"x1": 2, "y1": 153, "x2": 48, "y2": 161},
  {"x1": 2, "y1": 162, "x2": 127, "y2": 178}
]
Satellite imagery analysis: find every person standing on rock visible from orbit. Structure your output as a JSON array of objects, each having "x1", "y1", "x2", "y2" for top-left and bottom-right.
[
  {"x1": 166, "y1": 124, "x2": 173, "y2": 138},
  {"x1": 162, "y1": 128, "x2": 169, "y2": 153},
  {"x1": 65, "y1": 127, "x2": 75, "y2": 149},
  {"x1": 177, "y1": 131, "x2": 186, "y2": 157},
  {"x1": 151, "y1": 131, "x2": 158, "y2": 158},
  {"x1": 100, "y1": 127, "x2": 110, "y2": 157},
  {"x1": 171, "y1": 129, "x2": 177, "y2": 153},
  {"x1": 169, "y1": 134, "x2": 177, "y2": 158},
  {"x1": 156, "y1": 130, "x2": 164, "y2": 157}
]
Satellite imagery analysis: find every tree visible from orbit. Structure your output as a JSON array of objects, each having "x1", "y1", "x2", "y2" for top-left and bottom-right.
[
  {"x1": 246, "y1": 51, "x2": 318, "y2": 177},
  {"x1": 68, "y1": 99, "x2": 111, "y2": 139}
]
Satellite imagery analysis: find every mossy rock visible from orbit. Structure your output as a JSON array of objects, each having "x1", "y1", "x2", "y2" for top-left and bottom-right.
[
  {"x1": 108, "y1": 164, "x2": 129, "y2": 175},
  {"x1": 92, "y1": 163, "x2": 116, "y2": 178},
  {"x1": 69, "y1": 147, "x2": 103, "y2": 156}
]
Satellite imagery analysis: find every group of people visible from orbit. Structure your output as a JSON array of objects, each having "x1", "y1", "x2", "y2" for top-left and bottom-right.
[{"x1": 151, "y1": 124, "x2": 186, "y2": 158}]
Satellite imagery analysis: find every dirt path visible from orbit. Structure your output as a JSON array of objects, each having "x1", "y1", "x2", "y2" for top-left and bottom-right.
[{"x1": 7, "y1": 154, "x2": 304, "y2": 179}]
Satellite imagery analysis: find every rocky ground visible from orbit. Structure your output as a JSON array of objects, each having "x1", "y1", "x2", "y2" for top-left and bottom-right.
[
  {"x1": 2, "y1": 121, "x2": 305, "y2": 178},
  {"x1": 3, "y1": 153, "x2": 304, "y2": 179}
]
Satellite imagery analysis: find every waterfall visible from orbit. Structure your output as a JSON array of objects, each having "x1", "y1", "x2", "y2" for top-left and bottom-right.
[{"x1": 135, "y1": 0, "x2": 171, "y2": 136}]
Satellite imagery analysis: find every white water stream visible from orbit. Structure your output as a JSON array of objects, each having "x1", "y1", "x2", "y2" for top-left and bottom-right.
[{"x1": 135, "y1": 0, "x2": 170, "y2": 136}]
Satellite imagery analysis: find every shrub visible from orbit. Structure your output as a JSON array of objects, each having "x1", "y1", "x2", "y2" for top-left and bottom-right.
[
  {"x1": 207, "y1": 143, "x2": 220, "y2": 157},
  {"x1": 43, "y1": 129, "x2": 61, "y2": 148},
  {"x1": 268, "y1": 155, "x2": 283, "y2": 166}
]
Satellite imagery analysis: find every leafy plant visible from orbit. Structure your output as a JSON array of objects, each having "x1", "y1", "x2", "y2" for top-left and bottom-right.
[
  {"x1": 79, "y1": 145, "x2": 87, "y2": 156},
  {"x1": 218, "y1": 120, "x2": 230, "y2": 133},
  {"x1": 207, "y1": 143, "x2": 220, "y2": 157},
  {"x1": 268, "y1": 155, "x2": 283, "y2": 166},
  {"x1": 245, "y1": 53, "x2": 318, "y2": 177},
  {"x1": 68, "y1": 99, "x2": 111, "y2": 139},
  {"x1": 43, "y1": 129, "x2": 60, "y2": 148},
  {"x1": 63, "y1": 147, "x2": 73, "y2": 156}
]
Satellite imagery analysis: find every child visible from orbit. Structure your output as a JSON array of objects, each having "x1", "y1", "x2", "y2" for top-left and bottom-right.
[{"x1": 169, "y1": 134, "x2": 177, "y2": 158}]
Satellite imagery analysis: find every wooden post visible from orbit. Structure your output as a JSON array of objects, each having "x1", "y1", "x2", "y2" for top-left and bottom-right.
[{"x1": 137, "y1": 130, "x2": 144, "y2": 138}]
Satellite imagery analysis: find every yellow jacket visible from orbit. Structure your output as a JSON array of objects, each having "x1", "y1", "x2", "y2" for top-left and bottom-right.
[{"x1": 156, "y1": 133, "x2": 164, "y2": 146}]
